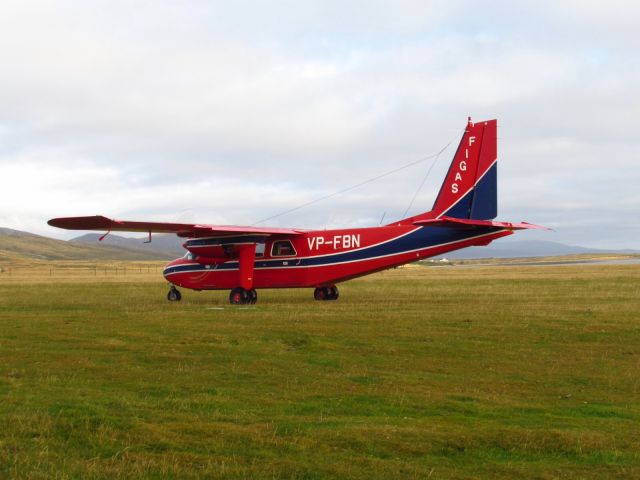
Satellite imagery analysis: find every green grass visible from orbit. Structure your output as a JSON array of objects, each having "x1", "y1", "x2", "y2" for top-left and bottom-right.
[{"x1": 1, "y1": 264, "x2": 639, "y2": 479}]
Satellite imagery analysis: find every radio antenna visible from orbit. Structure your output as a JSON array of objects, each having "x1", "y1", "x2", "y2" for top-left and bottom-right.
[{"x1": 252, "y1": 138, "x2": 455, "y2": 226}]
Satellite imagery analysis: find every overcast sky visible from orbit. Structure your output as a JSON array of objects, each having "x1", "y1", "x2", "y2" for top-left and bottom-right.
[{"x1": 0, "y1": 1, "x2": 638, "y2": 249}]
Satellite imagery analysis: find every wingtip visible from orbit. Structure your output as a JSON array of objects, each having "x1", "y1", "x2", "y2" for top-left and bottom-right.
[
  {"x1": 521, "y1": 221, "x2": 553, "y2": 231},
  {"x1": 46, "y1": 215, "x2": 113, "y2": 230}
]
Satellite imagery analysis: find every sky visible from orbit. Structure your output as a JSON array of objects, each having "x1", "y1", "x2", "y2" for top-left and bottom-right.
[{"x1": 0, "y1": 1, "x2": 638, "y2": 249}]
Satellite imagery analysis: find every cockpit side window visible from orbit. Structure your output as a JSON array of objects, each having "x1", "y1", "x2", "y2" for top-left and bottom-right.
[
  {"x1": 255, "y1": 241, "x2": 266, "y2": 257},
  {"x1": 271, "y1": 240, "x2": 297, "y2": 257}
]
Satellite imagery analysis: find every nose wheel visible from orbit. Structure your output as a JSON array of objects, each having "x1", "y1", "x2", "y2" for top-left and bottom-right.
[
  {"x1": 167, "y1": 286, "x2": 182, "y2": 302},
  {"x1": 229, "y1": 287, "x2": 257, "y2": 305},
  {"x1": 314, "y1": 285, "x2": 339, "y2": 301}
]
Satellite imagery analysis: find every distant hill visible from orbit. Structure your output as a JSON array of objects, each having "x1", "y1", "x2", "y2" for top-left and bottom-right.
[
  {"x1": 434, "y1": 240, "x2": 640, "y2": 260},
  {"x1": 71, "y1": 233, "x2": 185, "y2": 257},
  {"x1": 0, "y1": 228, "x2": 174, "y2": 263},
  {"x1": 2, "y1": 227, "x2": 637, "y2": 264},
  {"x1": 78, "y1": 234, "x2": 632, "y2": 260}
]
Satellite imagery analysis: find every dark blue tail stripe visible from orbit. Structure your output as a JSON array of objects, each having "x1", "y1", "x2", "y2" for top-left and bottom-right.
[
  {"x1": 470, "y1": 163, "x2": 497, "y2": 220},
  {"x1": 443, "y1": 163, "x2": 497, "y2": 220}
]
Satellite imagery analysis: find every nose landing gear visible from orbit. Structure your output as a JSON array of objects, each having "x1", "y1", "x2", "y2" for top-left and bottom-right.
[
  {"x1": 313, "y1": 285, "x2": 339, "y2": 301},
  {"x1": 167, "y1": 285, "x2": 182, "y2": 302}
]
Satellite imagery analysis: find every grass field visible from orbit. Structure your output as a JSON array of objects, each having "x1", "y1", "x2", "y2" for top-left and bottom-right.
[{"x1": 1, "y1": 263, "x2": 639, "y2": 479}]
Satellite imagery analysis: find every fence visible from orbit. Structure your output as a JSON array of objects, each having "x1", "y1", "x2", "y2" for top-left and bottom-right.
[{"x1": 0, "y1": 264, "x2": 166, "y2": 281}]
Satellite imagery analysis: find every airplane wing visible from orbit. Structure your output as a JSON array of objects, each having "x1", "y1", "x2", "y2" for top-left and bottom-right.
[
  {"x1": 413, "y1": 216, "x2": 549, "y2": 230},
  {"x1": 47, "y1": 215, "x2": 305, "y2": 238}
]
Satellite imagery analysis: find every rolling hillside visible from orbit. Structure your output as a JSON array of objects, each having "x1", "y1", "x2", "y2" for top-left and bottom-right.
[
  {"x1": 0, "y1": 228, "x2": 174, "y2": 264},
  {"x1": 434, "y1": 239, "x2": 640, "y2": 259},
  {"x1": 70, "y1": 232, "x2": 185, "y2": 257},
  {"x1": 2, "y1": 227, "x2": 637, "y2": 266},
  {"x1": 71, "y1": 233, "x2": 639, "y2": 260}
]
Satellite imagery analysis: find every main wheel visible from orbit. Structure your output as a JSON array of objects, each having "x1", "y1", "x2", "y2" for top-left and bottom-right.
[
  {"x1": 314, "y1": 287, "x2": 326, "y2": 301},
  {"x1": 247, "y1": 289, "x2": 258, "y2": 304},
  {"x1": 314, "y1": 285, "x2": 339, "y2": 301},
  {"x1": 167, "y1": 287, "x2": 182, "y2": 302},
  {"x1": 329, "y1": 285, "x2": 339, "y2": 300},
  {"x1": 229, "y1": 287, "x2": 249, "y2": 305}
]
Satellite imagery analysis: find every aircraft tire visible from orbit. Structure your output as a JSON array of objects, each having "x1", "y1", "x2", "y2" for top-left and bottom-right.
[
  {"x1": 230, "y1": 287, "x2": 249, "y2": 305},
  {"x1": 314, "y1": 286, "x2": 338, "y2": 301},
  {"x1": 167, "y1": 287, "x2": 182, "y2": 302},
  {"x1": 313, "y1": 287, "x2": 326, "y2": 301},
  {"x1": 329, "y1": 285, "x2": 339, "y2": 300},
  {"x1": 248, "y1": 289, "x2": 258, "y2": 304}
]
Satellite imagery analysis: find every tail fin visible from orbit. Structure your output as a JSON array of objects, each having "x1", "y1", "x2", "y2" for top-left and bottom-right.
[{"x1": 430, "y1": 118, "x2": 497, "y2": 220}]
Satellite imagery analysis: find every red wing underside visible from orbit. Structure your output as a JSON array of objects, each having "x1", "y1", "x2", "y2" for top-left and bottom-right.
[{"x1": 47, "y1": 215, "x2": 305, "y2": 238}]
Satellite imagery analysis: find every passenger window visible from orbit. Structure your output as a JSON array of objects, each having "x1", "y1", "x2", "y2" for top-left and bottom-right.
[{"x1": 271, "y1": 240, "x2": 296, "y2": 257}]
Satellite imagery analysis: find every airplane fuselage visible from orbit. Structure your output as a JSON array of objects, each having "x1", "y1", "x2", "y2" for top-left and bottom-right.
[{"x1": 163, "y1": 224, "x2": 512, "y2": 290}]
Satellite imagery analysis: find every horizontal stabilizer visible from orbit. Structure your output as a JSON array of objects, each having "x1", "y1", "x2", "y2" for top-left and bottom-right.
[{"x1": 414, "y1": 216, "x2": 549, "y2": 231}]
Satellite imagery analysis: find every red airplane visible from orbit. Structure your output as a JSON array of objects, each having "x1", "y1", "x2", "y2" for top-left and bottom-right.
[{"x1": 49, "y1": 118, "x2": 544, "y2": 304}]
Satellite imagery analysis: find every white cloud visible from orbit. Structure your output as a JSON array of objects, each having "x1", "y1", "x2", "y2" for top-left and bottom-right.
[{"x1": 0, "y1": 1, "x2": 638, "y2": 248}]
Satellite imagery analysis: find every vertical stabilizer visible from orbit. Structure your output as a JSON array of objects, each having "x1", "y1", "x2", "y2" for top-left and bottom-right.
[{"x1": 430, "y1": 118, "x2": 498, "y2": 220}]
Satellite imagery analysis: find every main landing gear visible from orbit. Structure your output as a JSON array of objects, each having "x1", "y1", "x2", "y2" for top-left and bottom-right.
[
  {"x1": 229, "y1": 287, "x2": 258, "y2": 305},
  {"x1": 314, "y1": 285, "x2": 339, "y2": 301},
  {"x1": 167, "y1": 285, "x2": 182, "y2": 302}
]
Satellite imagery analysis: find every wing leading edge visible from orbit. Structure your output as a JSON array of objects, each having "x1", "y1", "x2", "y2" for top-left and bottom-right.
[{"x1": 47, "y1": 215, "x2": 306, "y2": 238}]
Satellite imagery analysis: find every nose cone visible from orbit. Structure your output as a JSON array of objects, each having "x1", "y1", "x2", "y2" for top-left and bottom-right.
[{"x1": 163, "y1": 258, "x2": 188, "y2": 285}]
